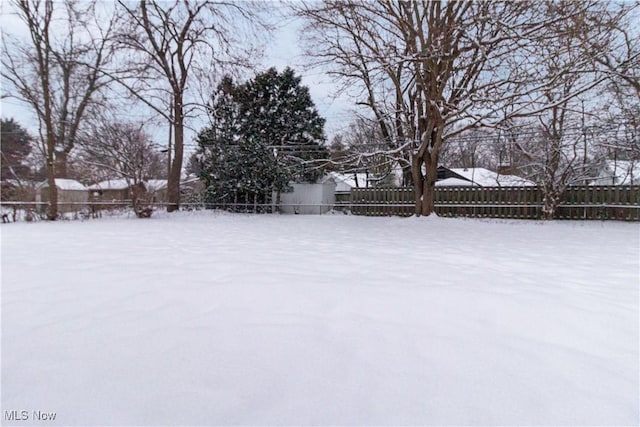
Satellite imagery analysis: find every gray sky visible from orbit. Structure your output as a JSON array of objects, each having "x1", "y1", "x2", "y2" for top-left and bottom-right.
[{"x1": 0, "y1": 1, "x2": 356, "y2": 153}]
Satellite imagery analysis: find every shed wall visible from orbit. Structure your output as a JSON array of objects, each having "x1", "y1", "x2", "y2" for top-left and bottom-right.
[{"x1": 275, "y1": 183, "x2": 336, "y2": 214}]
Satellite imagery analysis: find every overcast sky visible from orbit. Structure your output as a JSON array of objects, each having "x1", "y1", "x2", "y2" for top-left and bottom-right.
[
  {"x1": 0, "y1": 1, "x2": 356, "y2": 152},
  {"x1": 237, "y1": 10, "x2": 356, "y2": 143}
]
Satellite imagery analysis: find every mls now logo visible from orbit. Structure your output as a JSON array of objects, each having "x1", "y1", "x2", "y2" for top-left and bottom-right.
[{"x1": 4, "y1": 410, "x2": 57, "y2": 421}]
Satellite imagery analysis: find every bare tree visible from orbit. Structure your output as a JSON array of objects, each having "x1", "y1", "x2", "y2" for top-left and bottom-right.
[
  {"x1": 1, "y1": 0, "x2": 118, "y2": 219},
  {"x1": 504, "y1": 1, "x2": 634, "y2": 218},
  {"x1": 511, "y1": 120, "x2": 592, "y2": 219},
  {"x1": 328, "y1": 117, "x2": 399, "y2": 186},
  {"x1": 112, "y1": 0, "x2": 269, "y2": 212},
  {"x1": 78, "y1": 118, "x2": 164, "y2": 217},
  {"x1": 575, "y1": 2, "x2": 640, "y2": 99},
  {"x1": 296, "y1": 1, "x2": 543, "y2": 215},
  {"x1": 439, "y1": 128, "x2": 498, "y2": 170},
  {"x1": 296, "y1": 0, "x2": 628, "y2": 217}
]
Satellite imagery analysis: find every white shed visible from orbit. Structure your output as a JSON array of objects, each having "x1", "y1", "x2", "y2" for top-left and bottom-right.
[
  {"x1": 36, "y1": 179, "x2": 88, "y2": 213},
  {"x1": 274, "y1": 178, "x2": 337, "y2": 214}
]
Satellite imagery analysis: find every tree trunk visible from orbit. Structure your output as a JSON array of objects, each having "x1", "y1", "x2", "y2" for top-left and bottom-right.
[
  {"x1": 45, "y1": 135, "x2": 58, "y2": 220},
  {"x1": 542, "y1": 187, "x2": 560, "y2": 220},
  {"x1": 411, "y1": 151, "x2": 438, "y2": 217},
  {"x1": 402, "y1": 163, "x2": 413, "y2": 186},
  {"x1": 422, "y1": 158, "x2": 437, "y2": 216},
  {"x1": 131, "y1": 183, "x2": 152, "y2": 218},
  {"x1": 54, "y1": 151, "x2": 68, "y2": 178},
  {"x1": 167, "y1": 96, "x2": 184, "y2": 212},
  {"x1": 411, "y1": 153, "x2": 424, "y2": 216},
  {"x1": 46, "y1": 165, "x2": 58, "y2": 220}
]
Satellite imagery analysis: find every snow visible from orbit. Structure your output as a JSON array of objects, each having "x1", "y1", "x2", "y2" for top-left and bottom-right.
[
  {"x1": 88, "y1": 179, "x2": 168, "y2": 192},
  {"x1": 435, "y1": 177, "x2": 479, "y2": 187},
  {"x1": 592, "y1": 160, "x2": 640, "y2": 186},
  {"x1": 327, "y1": 172, "x2": 387, "y2": 191},
  {"x1": 447, "y1": 167, "x2": 535, "y2": 187},
  {"x1": 1, "y1": 213, "x2": 638, "y2": 425},
  {"x1": 36, "y1": 178, "x2": 87, "y2": 191},
  {"x1": 88, "y1": 179, "x2": 131, "y2": 191},
  {"x1": 327, "y1": 172, "x2": 371, "y2": 191},
  {"x1": 145, "y1": 179, "x2": 167, "y2": 192}
]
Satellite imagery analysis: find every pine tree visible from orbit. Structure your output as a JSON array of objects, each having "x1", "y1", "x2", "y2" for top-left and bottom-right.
[
  {"x1": 242, "y1": 67, "x2": 327, "y2": 183},
  {"x1": 1, "y1": 118, "x2": 34, "y2": 182},
  {"x1": 195, "y1": 76, "x2": 246, "y2": 205},
  {"x1": 194, "y1": 68, "x2": 328, "y2": 209}
]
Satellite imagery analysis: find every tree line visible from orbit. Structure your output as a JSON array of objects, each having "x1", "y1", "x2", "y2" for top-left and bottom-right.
[
  {"x1": 1, "y1": 0, "x2": 638, "y2": 219},
  {"x1": 295, "y1": 0, "x2": 639, "y2": 217},
  {"x1": 2, "y1": 0, "x2": 269, "y2": 219}
]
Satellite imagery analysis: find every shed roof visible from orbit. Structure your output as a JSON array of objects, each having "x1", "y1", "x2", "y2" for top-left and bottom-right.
[
  {"x1": 445, "y1": 168, "x2": 534, "y2": 187},
  {"x1": 146, "y1": 179, "x2": 167, "y2": 191},
  {"x1": 88, "y1": 179, "x2": 131, "y2": 191},
  {"x1": 326, "y1": 172, "x2": 382, "y2": 191},
  {"x1": 436, "y1": 177, "x2": 479, "y2": 187},
  {"x1": 38, "y1": 179, "x2": 87, "y2": 191}
]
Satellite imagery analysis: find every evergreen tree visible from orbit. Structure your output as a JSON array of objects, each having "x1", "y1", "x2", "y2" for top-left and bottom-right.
[
  {"x1": 241, "y1": 67, "x2": 328, "y2": 183},
  {"x1": 1, "y1": 118, "x2": 34, "y2": 182},
  {"x1": 194, "y1": 68, "x2": 328, "y2": 208},
  {"x1": 195, "y1": 76, "x2": 246, "y2": 204}
]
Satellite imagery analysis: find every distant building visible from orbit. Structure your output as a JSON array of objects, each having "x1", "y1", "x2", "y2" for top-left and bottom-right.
[
  {"x1": 88, "y1": 179, "x2": 139, "y2": 202},
  {"x1": 88, "y1": 178, "x2": 169, "y2": 207},
  {"x1": 437, "y1": 166, "x2": 534, "y2": 187},
  {"x1": 274, "y1": 176, "x2": 337, "y2": 214},
  {"x1": 327, "y1": 169, "x2": 403, "y2": 191},
  {"x1": 36, "y1": 179, "x2": 88, "y2": 213},
  {"x1": 145, "y1": 180, "x2": 168, "y2": 203}
]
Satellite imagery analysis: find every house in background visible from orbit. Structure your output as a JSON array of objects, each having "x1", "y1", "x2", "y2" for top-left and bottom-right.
[
  {"x1": 88, "y1": 178, "x2": 169, "y2": 206},
  {"x1": 327, "y1": 169, "x2": 403, "y2": 191},
  {"x1": 88, "y1": 179, "x2": 141, "y2": 202},
  {"x1": 436, "y1": 176, "x2": 480, "y2": 187},
  {"x1": 326, "y1": 170, "x2": 404, "y2": 208},
  {"x1": 437, "y1": 166, "x2": 534, "y2": 187},
  {"x1": 590, "y1": 160, "x2": 639, "y2": 185},
  {"x1": 145, "y1": 179, "x2": 168, "y2": 203},
  {"x1": 328, "y1": 172, "x2": 376, "y2": 191},
  {"x1": 274, "y1": 176, "x2": 337, "y2": 214},
  {"x1": 36, "y1": 179, "x2": 88, "y2": 213}
]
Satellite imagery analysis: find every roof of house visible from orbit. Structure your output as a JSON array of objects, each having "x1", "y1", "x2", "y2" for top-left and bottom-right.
[
  {"x1": 445, "y1": 168, "x2": 534, "y2": 187},
  {"x1": 145, "y1": 179, "x2": 167, "y2": 192},
  {"x1": 88, "y1": 179, "x2": 132, "y2": 191},
  {"x1": 435, "y1": 177, "x2": 479, "y2": 187},
  {"x1": 37, "y1": 179, "x2": 87, "y2": 191},
  {"x1": 327, "y1": 172, "x2": 388, "y2": 191},
  {"x1": 88, "y1": 179, "x2": 169, "y2": 191}
]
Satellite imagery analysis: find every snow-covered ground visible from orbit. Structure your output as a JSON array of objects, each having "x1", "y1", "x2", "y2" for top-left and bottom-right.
[{"x1": 1, "y1": 212, "x2": 638, "y2": 426}]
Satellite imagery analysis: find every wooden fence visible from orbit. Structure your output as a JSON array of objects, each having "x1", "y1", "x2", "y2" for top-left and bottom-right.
[{"x1": 350, "y1": 186, "x2": 640, "y2": 220}]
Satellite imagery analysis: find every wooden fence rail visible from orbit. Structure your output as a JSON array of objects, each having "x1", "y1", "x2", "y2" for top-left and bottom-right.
[{"x1": 350, "y1": 186, "x2": 640, "y2": 220}]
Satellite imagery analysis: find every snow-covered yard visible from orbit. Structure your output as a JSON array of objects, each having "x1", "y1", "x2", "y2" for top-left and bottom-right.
[{"x1": 1, "y1": 212, "x2": 638, "y2": 425}]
